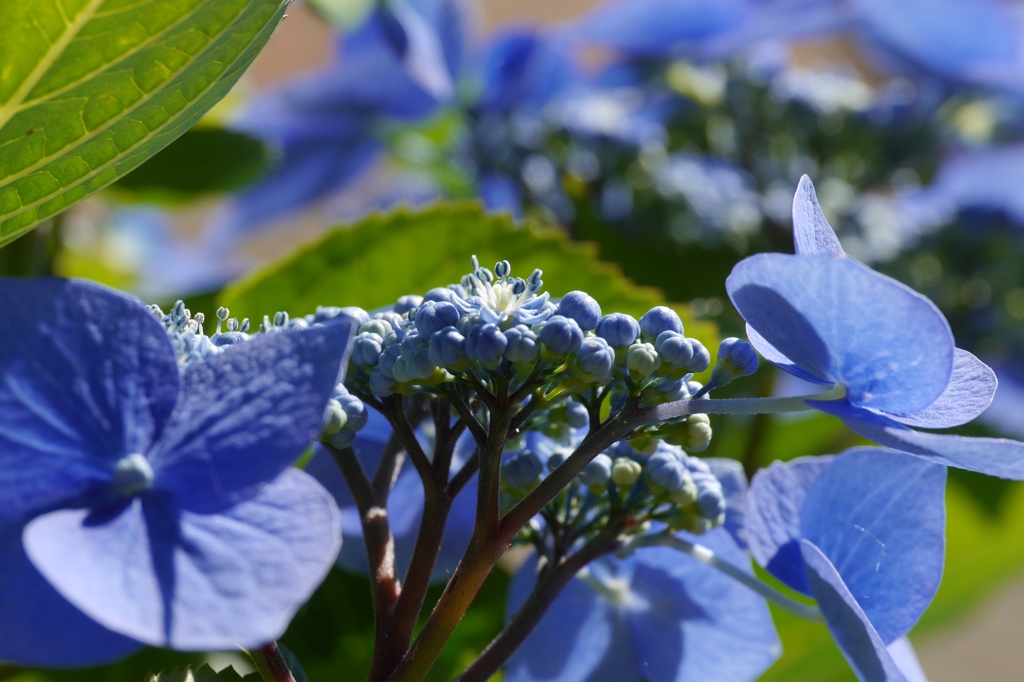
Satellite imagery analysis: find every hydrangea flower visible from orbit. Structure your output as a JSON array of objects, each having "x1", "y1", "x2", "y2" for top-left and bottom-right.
[
  {"x1": 727, "y1": 176, "x2": 1024, "y2": 479},
  {"x1": 746, "y1": 447, "x2": 946, "y2": 680},
  {"x1": 215, "y1": 0, "x2": 462, "y2": 237},
  {"x1": 504, "y1": 527, "x2": 780, "y2": 682},
  {"x1": 569, "y1": 0, "x2": 1024, "y2": 93},
  {"x1": 0, "y1": 278, "x2": 353, "y2": 665}
]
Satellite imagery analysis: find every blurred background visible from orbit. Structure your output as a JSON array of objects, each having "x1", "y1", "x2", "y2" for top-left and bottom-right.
[{"x1": 10, "y1": 0, "x2": 1024, "y2": 679}]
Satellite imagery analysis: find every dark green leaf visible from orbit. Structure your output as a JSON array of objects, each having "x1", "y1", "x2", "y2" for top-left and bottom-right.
[
  {"x1": 113, "y1": 128, "x2": 271, "y2": 201},
  {"x1": 0, "y1": 0, "x2": 290, "y2": 246}
]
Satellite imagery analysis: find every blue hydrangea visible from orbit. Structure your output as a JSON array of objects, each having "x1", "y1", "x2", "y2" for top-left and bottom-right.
[
  {"x1": 745, "y1": 447, "x2": 946, "y2": 680},
  {"x1": 728, "y1": 176, "x2": 1024, "y2": 479},
  {"x1": 0, "y1": 279, "x2": 354, "y2": 664},
  {"x1": 505, "y1": 530, "x2": 780, "y2": 682}
]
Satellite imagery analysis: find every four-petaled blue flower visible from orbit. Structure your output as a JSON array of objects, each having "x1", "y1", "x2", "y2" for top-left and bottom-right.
[
  {"x1": 505, "y1": 526, "x2": 781, "y2": 682},
  {"x1": 746, "y1": 447, "x2": 945, "y2": 681},
  {"x1": 727, "y1": 176, "x2": 1024, "y2": 479},
  {"x1": 0, "y1": 278, "x2": 353, "y2": 665}
]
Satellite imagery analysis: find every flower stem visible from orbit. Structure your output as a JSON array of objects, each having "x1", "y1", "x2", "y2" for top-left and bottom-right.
[
  {"x1": 652, "y1": 534, "x2": 824, "y2": 622},
  {"x1": 638, "y1": 385, "x2": 846, "y2": 422},
  {"x1": 250, "y1": 642, "x2": 296, "y2": 682}
]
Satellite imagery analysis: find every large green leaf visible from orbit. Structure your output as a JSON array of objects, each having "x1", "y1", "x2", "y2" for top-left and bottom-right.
[
  {"x1": 0, "y1": 0, "x2": 289, "y2": 246},
  {"x1": 218, "y1": 202, "x2": 718, "y2": 355}
]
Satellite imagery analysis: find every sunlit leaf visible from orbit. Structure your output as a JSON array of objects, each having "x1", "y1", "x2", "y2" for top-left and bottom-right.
[{"x1": 0, "y1": 0, "x2": 289, "y2": 245}]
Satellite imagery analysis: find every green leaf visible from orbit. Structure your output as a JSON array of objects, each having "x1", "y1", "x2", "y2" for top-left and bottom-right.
[
  {"x1": 218, "y1": 202, "x2": 718, "y2": 359},
  {"x1": 0, "y1": 0, "x2": 290, "y2": 246},
  {"x1": 113, "y1": 127, "x2": 271, "y2": 201}
]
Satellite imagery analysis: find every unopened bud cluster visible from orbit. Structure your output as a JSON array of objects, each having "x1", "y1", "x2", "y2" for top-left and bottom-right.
[
  {"x1": 501, "y1": 433, "x2": 728, "y2": 546},
  {"x1": 340, "y1": 258, "x2": 717, "y2": 406}
]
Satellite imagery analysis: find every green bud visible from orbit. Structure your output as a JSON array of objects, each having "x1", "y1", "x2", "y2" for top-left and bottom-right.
[
  {"x1": 360, "y1": 319, "x2": 391, "y2": 338},
  {"x1": 323, "y1": 399, "x2": 348, "y2": 435},
  {"x1": 626, "y1": 342, "x2": 661, "y2": 377},
  {"x1": 682, "y1": 414, "x2": 713, "y2": 452},
  {"x1": 610, "y1": 458, "x2": 642, "y2": 487}
]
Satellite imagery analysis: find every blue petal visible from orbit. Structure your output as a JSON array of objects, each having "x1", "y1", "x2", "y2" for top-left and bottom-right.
[
  {"x1": 626, "y1": 530, "x2": 780, "y2": 682},
  {"x1": 0, "y1": 278, "x2": 178, "y2": 524},
  {"x1": 746, "y1": 456, "x2": 834, "y2": 593},
  {"x1": 505, "y1": 555, "x2": 639, "y2": 682},
  {"x1": 0, "y1": 526, "x2": 140, "y2": 666},
  {"x1": 24, "y1": 468, "x2": 340, "y2": 649},
  {"x1": 800, "y1": 541, "x2": 907, "y2": 682},
  {"x1": 887, "y1": 637, "x2": 928, "y2": 682},
  {"x1": 792, "y1": 175, "x2": 844, "y2": 256},
  {"x1": 882, "y1": 349, "x2": 997, "y2": 429},
  {"x1": 810, "y1": 398, "x2": 1024, "y2": 480},
  {"x1": 151, "y1": 322, "x2": 355, "y2": 510},
  {"x1": 801, "y1": 447, "x2": 946, "y2": 644},
  {"x1": 727, "y1": 253, "x2": 954, "y2": 414},
  {"x1": 214, "y1": 134, "x2": 381, "y2": 239},
  {"x1": 506, "y1": 530, "x2": 779, "y2": 682},
  {"x1": 480, "y1": 172, "x2": 524, "y2": 217},
  {"x1": 569, "y1": 0, "x2": 749, "y2": 57},
  {"x1": 479, "y1": 31, "x2": 575, "y2": 114},
  {"x1": 745, "y1": 323, "x2": 832, "y2": 386},
  {"x1": 854, "y1": 0, "x2": 1023, "y2": 85},
  {"x1": 705, "y1": 458, "x2": 749, "y2": 549}
]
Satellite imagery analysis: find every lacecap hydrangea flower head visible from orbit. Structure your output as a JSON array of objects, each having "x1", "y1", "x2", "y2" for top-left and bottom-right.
[{"x1": 0, "y1": 278, "x2": 354, "y2": 665}]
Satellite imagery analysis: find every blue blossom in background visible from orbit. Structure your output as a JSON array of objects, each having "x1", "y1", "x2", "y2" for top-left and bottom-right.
[
  {"x1": 505, "y1": 528, "x2": 780, "y2": 682},
  {"x1": 0, "y1": 279, "x2": 353, "y2": 664},
  {"x1": 215, "y1": 0, "x2": 463, "y2": 238},
  {"x1": 746, "y1": 447, "x2": 945, "y2": 681},
  {"x1": 728, "y1": 177, "x2": 1024, "y2": 478}
]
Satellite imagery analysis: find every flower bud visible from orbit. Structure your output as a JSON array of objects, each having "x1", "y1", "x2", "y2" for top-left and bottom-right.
[
  {"x1": 352, "y1": 332, "x2": 384, "y2": 367},
  {"x1": 686, "y1": 339, "x2": 711, "y2": 373},
  {"x1": 596, "y1": 313, "x2": 640, "y2": 348},
  {"x1": 557, "y1": 291, "x2": 602, "y2": 331},
  {"x1": 566, "y1": 400, "x2": 590, "y2": 429},
  {"x1": 640, "y1": 306, "x2": 683, "y2": 340},
  {"x1": 610, "y1": 458, "x2": 642, "y2": 486},
  {"x1": 579, "y1": 454, "x2": 613, "y2": 487},
  {"x1": 539, "y1": 315, "x2": 584, "y2": 355},
  {"x1": 466, "y1": 323, "x2": 508, "y2": 363},
  {"x1": 503, "y1": 451, "x2": 543, "y2": 490},
  {"x1": 360, "y1": 319, "x2": 392, "y2": 339},
  {"x1": 647, "y1": 453, "x2": 695, "y2": 498},
  {"x1": 681, "y1": 414, "x2": 712, "y2": 452},
  {"x1": 654, "y1": 331, "x2": 693, "y2": 367},
  {"x1": 377, "y1": 345, "x2": 402, "y2": 379},
  {"x1": 322, "y1": 399, "x2": 347, "y2": 435},
  {"x1": 576, "y1": 336, "x2": 615, "y2": 378},
  {"x1": 416, "y1": 301, "x2": 462, "y2": 336},
  {"x1": 394, "y1": 295, "x2": 423, "y2": 315},
  {"x1": 337, "y1": 392, "x2": 368, "y2": 432},
  {"x1": 626, "y1": 342, "x2": 661, "y2": 377},
  {"x1": 428, "y1": 326, "x2": 466, "y2": 367},
  {"x1": 424, "y1": 287, "x2": 457, "y2": 304},
  {"x1": 703, "y1": 337, "x2": 759, "y2": 394},
  {"x1": 504, "y1": 325, "x2": 540, "y2": 363}
]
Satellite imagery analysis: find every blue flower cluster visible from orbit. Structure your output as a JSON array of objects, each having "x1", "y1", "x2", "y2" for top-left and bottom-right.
[{"x1": 340, "y1": 257, "x2": 732, "y2": 411}]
